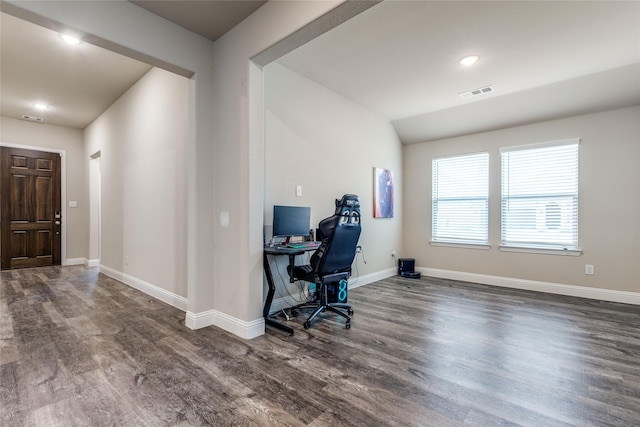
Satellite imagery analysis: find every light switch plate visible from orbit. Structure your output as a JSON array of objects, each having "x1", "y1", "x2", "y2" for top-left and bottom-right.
[{"x1": 220, "y1": 211, "x2": 230, "y2": 227}]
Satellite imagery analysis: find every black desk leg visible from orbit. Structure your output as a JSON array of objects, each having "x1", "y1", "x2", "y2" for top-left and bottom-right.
[{"x1": 263, "y1": 253, "x2": 294, "y2": 335}]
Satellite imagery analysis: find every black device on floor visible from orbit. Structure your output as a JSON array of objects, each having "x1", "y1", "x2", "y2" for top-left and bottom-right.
[{"x1": 398, "y1": 257, "x2": 421, "y2": 279}]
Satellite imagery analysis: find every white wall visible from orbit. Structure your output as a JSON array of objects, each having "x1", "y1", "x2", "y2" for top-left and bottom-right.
[
  {"x1": 264, "y1": 62, "x2": 402, "y2": 301},
  {"x1": 6, "y1": 1, "x2": 636, "y2": 340},
  {"x1": 84, "y1": 68, "x2": 189, "y2": 298},
  {"x1": 404, "y1": 106, "x2": 640, "y2": 296},
  {"x1": 3, "y1": 0, "x2": 217, "y2": 322},
  {"x1": 211, "y1": 1, "x2": 351, "y2": 333},
  {"x1": 0, "y1": 116, "x2": 87, "y2": 262},
  {"x1": 5, "y1": 0, "x2": 355, "y2": 338}
]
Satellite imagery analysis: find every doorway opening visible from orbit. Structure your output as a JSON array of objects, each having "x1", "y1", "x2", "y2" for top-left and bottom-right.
[{"x1": 89, "y1": 152, "x2": 101, "y2": 267}]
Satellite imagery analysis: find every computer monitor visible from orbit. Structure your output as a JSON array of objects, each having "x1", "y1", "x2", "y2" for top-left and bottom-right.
[{"x1": 273, "y1": 205, "x2": 311, "y2": 241}]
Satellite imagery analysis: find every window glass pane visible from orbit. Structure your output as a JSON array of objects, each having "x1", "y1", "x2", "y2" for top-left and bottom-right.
[
  {"x1": 501, "y1": 141, "x2": 579, "y2": 249},
  {"x1": 432, "y1": 152, "x2": 488, "y2": 244}
]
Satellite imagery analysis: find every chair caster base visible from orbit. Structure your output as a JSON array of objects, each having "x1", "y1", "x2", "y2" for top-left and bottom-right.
[
  {"x1": 345, "y1": 321, "x2": 351, "y2": 329},
  {"x1": 303, "y1": 321, "x2": 311, "y2": 330},
  {"x1": 347, "y1": 308, "x2": 354, "y2": 315}
]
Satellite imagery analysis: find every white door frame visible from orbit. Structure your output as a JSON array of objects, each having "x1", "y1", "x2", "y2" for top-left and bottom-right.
[{"x1": 88, "y1": 151, "x2": 101, "y2": 267}]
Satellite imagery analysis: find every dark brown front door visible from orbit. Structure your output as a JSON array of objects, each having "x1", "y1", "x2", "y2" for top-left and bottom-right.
[{"x1": 1, "y1": 147, "x2": 62, "y2": 269}]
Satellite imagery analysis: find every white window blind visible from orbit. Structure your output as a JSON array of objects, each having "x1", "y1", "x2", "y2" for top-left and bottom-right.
[
  {"x1": 432, "y1": 152, "x2": 489, "y2": 245},
  {"x1": 500, "y1": 139, "x2": 579, "y2": 250}
]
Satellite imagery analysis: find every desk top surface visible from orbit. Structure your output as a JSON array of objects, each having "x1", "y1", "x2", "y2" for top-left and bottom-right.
[{"x1": 264, "y1": 245, "x2": 317, "y2": 255}]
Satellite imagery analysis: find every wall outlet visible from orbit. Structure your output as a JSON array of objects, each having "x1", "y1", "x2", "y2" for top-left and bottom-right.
[
  {"x1": 391, "y1": 250, "x2": 396, "y2": 258},
  {"x1": 585, "y1": 264, "x2": 594, "y2": 275}
]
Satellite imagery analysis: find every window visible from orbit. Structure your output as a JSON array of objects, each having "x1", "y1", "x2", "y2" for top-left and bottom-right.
[
  {"x1": 432, "y1": 152, "x2": 489, "y2": 245},
  {"x1": 500, "y1": 139, "x2": 580, "y2": 252}
]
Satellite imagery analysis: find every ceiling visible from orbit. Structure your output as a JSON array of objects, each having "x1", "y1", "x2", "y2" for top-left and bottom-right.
[
  {"x1": 2, "y1": 1, "x2": 639, "y2": 142},
  {"x1": 1, "y1": 12, "x2": 153, "y2": 130},
  {"x1": 276, "y1": 1, "x2": 640, "y2": 143},
  {"x1": 130, "y1": 0, "x2": 267, "y2": 41},
  {"x1": 0, "y1": 0, "x2": 266, "y2": 129}
]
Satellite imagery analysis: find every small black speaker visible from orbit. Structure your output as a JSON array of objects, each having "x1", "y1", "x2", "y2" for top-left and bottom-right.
[{"x1": 398, "y1": 258, "x2": 415, "y2": 275}]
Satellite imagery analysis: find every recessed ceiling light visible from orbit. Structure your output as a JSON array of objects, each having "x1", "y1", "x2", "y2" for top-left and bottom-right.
[
  {"x1": 34, "y1": 103, "x2": 49, "y2": 111},
  {"x1": 60, "y1": 34, "x2": 81, "y2": 45},
  {"x1": 460, "y1": 55, "x2": 480, "y2": 66}
]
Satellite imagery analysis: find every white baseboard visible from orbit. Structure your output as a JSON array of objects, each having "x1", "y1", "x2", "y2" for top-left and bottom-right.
[
  {"x1": 83, "y1": 263, "x2": 638, "y2": 340},
  {"x1": 96, "y1": 265, "x2": 263, "y2": 338},
  {"x1": 350, "y1": 267, "x2": 397, "y2": 290},
  {"x1": 65, "y1": 257, "x2": 98, "y2": 267},
  {"x1": 185, "y1": 310, "x2": 215, "y2": 330},
  {"x1": 99, "y1": 265, "x2": 188, "y2": 311},
  {"x1": 419, "y1": 267, "x2": 640, "y2": 305},
  {"x1": 185, "y1": 309, "x2": 264, "y2": 339}
]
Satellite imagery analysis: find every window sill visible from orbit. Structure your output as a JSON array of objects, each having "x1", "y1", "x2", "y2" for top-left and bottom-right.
[
  {"x1": 430, "y1": 241, "x2": 491, "y2": 250},
  {"x1": 499, "y1": 245, "x2": 582, "y2": 256}
]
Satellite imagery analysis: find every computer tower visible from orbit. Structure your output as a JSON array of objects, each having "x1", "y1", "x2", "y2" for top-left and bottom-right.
[{"x1": 326, "y1": 279, "x2": 348, "y2": 303}]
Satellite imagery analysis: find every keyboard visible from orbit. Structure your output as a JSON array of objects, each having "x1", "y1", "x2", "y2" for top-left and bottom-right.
[{"x1": 287, "y1": 241, "x2": 320, "y2": 249}]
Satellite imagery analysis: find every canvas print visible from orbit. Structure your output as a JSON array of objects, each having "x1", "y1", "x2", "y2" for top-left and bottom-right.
[{"x1": 374, "y1": 167, "x2": 394, "y2": 218}]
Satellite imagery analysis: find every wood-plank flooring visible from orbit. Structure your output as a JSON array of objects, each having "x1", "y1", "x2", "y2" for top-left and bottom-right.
[{"x1": 1, "y1": 266, "x2": 639, "y2": 426}]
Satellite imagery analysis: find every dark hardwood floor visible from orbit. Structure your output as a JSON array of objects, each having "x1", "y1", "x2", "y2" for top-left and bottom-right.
[{"x1": 1, "y1": 266, "x2": 639, "y2": 426}]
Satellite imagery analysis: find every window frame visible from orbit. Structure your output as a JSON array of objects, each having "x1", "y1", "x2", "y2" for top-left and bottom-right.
[
  {"x1": 431, "y1": 151, "x2": 490, "y2": 248},
  {"x1": 499, "y1": 138, "x2": 582, "y2": 256}
]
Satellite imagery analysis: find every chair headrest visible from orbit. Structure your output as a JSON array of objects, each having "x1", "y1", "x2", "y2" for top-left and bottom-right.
[
  {"x1": 334, "y1": 194, "x2": 360, "y2": 224},
  {"x1": 334, "y1": 194, "x2": 360, "y2": 213}
]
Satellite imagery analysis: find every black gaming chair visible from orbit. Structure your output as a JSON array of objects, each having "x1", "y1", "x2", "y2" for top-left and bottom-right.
[{"x1": 288, "y1": 194, "x2": 362, "y2": 329}]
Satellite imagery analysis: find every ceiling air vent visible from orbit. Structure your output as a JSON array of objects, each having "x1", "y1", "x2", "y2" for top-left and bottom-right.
[
  {"x1": 21, "y1": 114, "x2": 44, "y2": 123},
  {"x1": 459, "y1": 85, "x2": 494, "y2": 99}
]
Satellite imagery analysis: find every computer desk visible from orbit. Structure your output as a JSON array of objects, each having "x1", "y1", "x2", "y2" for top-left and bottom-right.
[{"x1": 263, "y1": 244, "x2": 319, "y2": 335}]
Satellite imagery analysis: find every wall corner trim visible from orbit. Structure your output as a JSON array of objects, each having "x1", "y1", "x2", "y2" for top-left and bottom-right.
[{"x1": 185, "y1": 310, "x2": 265, "y2": 339}]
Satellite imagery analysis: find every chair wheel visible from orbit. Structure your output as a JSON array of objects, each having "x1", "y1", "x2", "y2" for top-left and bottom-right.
[
  {"x1": 345, "y1": 321, "x2": 351, "y2": 329},
  {"x1": 291, "y1": 309, "x2": 298, "y2": 317},
  {"x1": 348, "y1": 309, "x2": 354, "y2": 315},
  {"x1": 303, "y1": 321, "x2": 311, "y2": 330}
]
